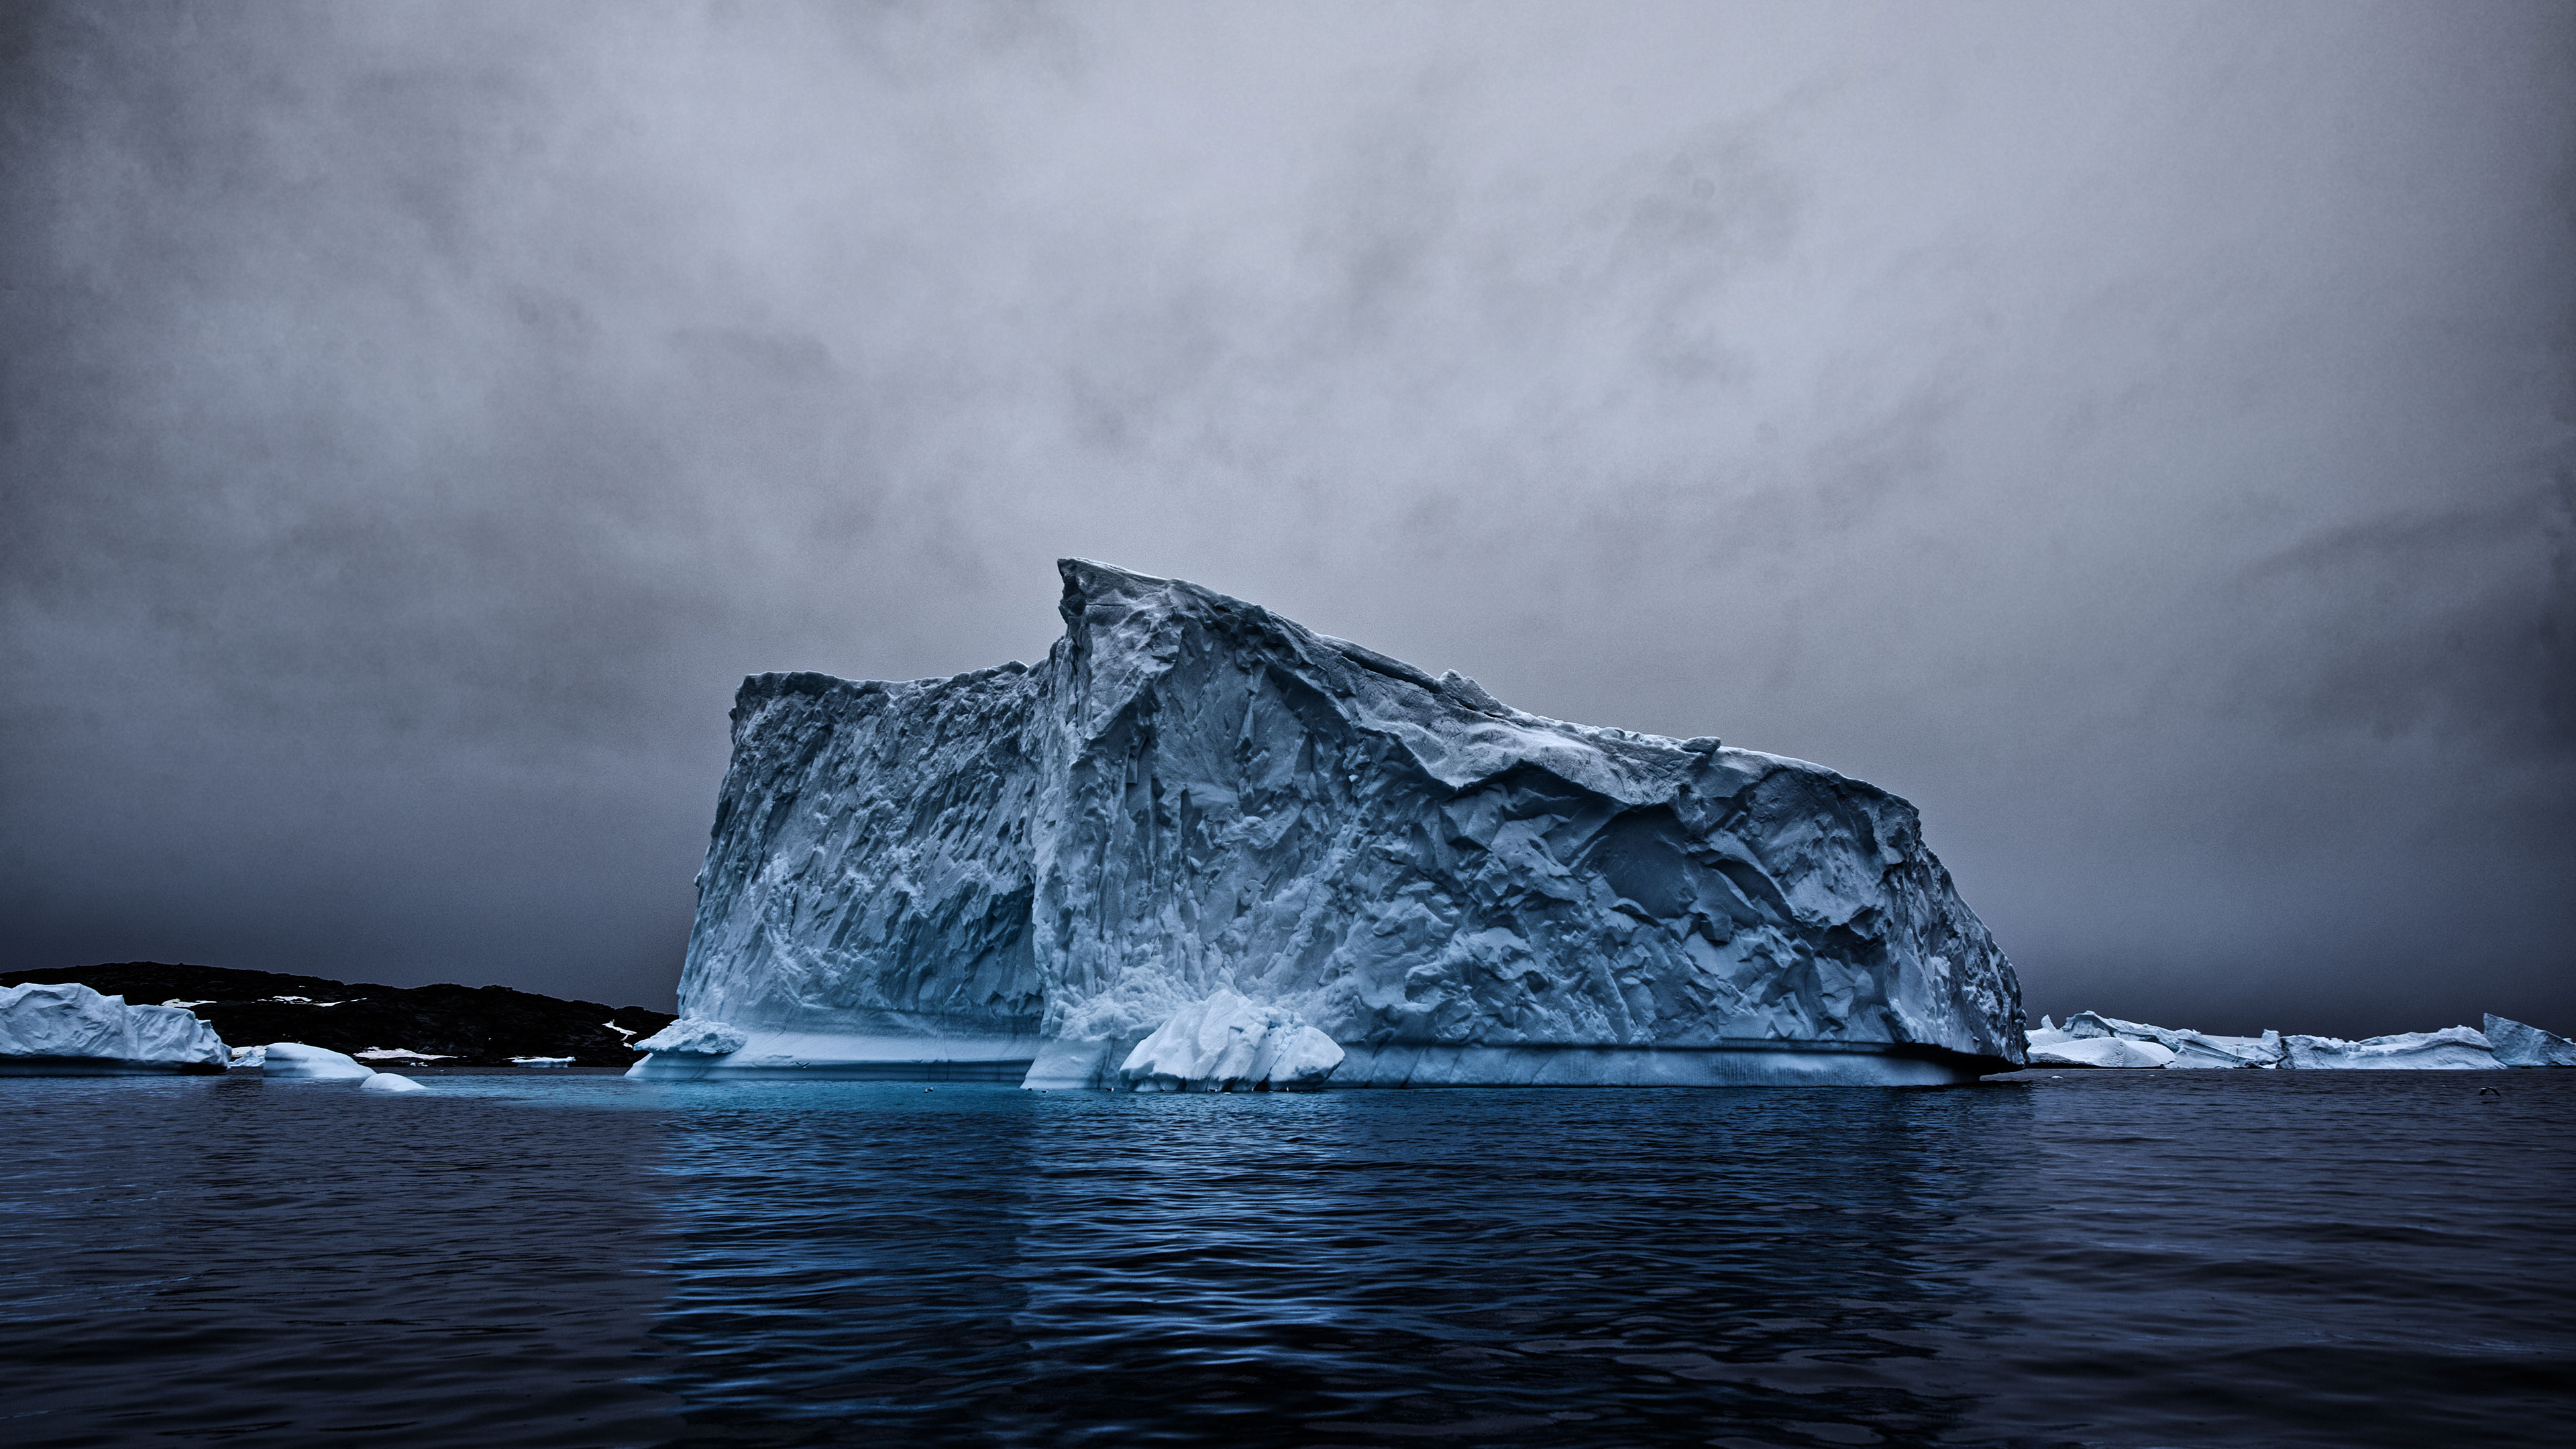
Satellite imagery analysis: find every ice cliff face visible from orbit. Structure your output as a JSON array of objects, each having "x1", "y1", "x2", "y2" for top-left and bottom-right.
[
  {"x1": 644, "y1": 559, "x2": 2025, "y2": 1087},
  {"x1": 0, "y1": 982, "x2": 229, "y2": 1074}
]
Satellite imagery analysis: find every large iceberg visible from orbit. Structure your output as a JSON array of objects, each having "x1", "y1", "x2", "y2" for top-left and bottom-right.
[
  {"x1": 0, "y1": 981, "x2": 229, "y2": 1074},
  {"x1": 634, "y1": 559, "x2": 2025, "y2": 1088}
]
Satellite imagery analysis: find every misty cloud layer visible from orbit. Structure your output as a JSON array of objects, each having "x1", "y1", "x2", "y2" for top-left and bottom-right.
[{"x1": 4, "y1": 1, "x2": 2569, "y2": 1034}]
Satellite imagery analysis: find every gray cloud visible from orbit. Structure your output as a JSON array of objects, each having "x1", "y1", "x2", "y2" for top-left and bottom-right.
[{"x1": 4, "y1": 0, "x2": 2570, "y2": 1034}]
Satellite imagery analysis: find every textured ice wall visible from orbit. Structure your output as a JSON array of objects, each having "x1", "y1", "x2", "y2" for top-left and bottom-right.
[
  {"x1": 0, "y1": 981, "x2": 229, "y2": 1073},
  {"x1": 649, "y1": 560, "x2": 2026, "y2": 1085}
]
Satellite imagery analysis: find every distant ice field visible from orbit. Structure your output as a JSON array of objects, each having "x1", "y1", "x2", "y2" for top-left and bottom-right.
[{"x1": 1, "y1": 1071, "x2": 2568, "y2": 1448}]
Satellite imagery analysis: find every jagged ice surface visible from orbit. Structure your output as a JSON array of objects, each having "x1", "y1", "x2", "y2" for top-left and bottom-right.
[
  {"x1": 0, "y1": 981, "x2": 229, "y2": 1074},
  {"x1": 638, "y1": 560, "x2": 2025, "y2": 1087}
]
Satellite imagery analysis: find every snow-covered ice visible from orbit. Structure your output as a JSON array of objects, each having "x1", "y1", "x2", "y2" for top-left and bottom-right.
[
  {"x1": 631, "y1": 1019, "x2": 749, "y2": 1057},
  {"x1": 1114, "y1": 989, "x2": 1344, "y2": 1092},
  {"x1": 0, "y1": 981, "x2": 229, "y2": 1074},
  {"x1": 2028, "y1": 1011, "x2": 2283, "y2": 1069},
  {"x1": 635, "y1": 559, "x2": 2026, "y2": 1088},
  {"x1": 2028, "y1": 1034, "x2": 2178, "y2": 1069},
  {"x1": 2021, "y1": 1011, "x2": 2556, "y2": 1069},
  {"x1": 360, "y1": 1072, "x2": 428, "y2": 1093},
  {"x1": 258, "y1": 1042, "x2": 376, "y2": 1079},
  {"x1": 2282, "y1": 1028, "x2": 2499, "y2": 1070},
  {"x1": 2483, "y1": 1014, "x2": 2576, "y2": 1068}
]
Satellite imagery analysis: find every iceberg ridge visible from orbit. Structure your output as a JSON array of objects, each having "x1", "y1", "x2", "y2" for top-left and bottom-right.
[{"x1": 638, "y1": 559, "x2": 2026, "y2": 1087}]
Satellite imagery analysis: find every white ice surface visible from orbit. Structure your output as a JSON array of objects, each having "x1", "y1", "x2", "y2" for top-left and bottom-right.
[
  {"x1": 2483, "y1": 1014, "x2": 2576, "y2": 1068},
  {"x1": 258, "y1": 1042, "x2": 376, "y2": 1079},
  {"x1": 2027, "y1": 1034, "x2": 2177, "y2": 1069},
  {"x1": 0, "y1": 981, "x2": 229, "y2": 1073},
  {"x1": 631, "y1": 1018, "x2": 749, "y2": 1057},
  {"x1": 2282, "y1": 1028, "x2": 2499, "y2": 1069},
  {"x1": 360, "y1": 1072, "x2": 427, "y2": 1093},
  {"x1": 652, "y1": 559, "x2": 2025, "y2": 1088},
  {"x1": 1116, "y1": 989, "x2": 1344, "y2": 1092}
]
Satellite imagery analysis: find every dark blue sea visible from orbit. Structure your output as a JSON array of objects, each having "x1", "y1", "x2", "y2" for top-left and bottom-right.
[{"x1": 3, "y1": 1070, "x2": 2568, "y2": 1448}]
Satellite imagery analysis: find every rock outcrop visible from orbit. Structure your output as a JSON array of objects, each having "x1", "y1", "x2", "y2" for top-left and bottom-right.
[{"x1": 637, "y1": 559, "x2": 2025, "y2": 1087}]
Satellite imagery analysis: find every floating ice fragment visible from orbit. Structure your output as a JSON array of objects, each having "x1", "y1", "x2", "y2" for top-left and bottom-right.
[
  {"x1": 258, "y1": 1042, "x2": 376, "y2": 1079},
  {"x1": 1118, "y1": 990, "x2": 1344, "y2": 1092},
  {"x1": 361, "y1": 1072, "x2": 427, "y2": 1093}
]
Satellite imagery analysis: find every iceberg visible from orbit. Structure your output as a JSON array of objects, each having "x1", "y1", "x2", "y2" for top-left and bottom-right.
[
  {"x1": 1117, "y1": 989, "x2": 1344, "y2": 1091},
  {"x1": 2028, "y1": 1033, "x2": 2176, "y2": 1069},
  {"x1": 258, "y1": 1042, "x2": 376, "y2": 1079},
  {"x1": 2282, "y1": 1028, "x2": 2499, "y2": 1070},
  {"x1": 634, "y1": 559, "x2": 2025, "y2": 1088},
  {"x1": 2029, "y1": 1011, "x2": 2282, "y2": 1069},
  {"x1": 360, "y1": 1071, "x2": 428, "y2": 1093},
  {"x1": 2483, "y1": 1014, "x2": 2576, "y2": 1068},
  {"x1": 0, "y1": 981, "x2": 229, "y2": 1074},
  {"x1": 2025, "y1": 1011, "x2": 2523, "y2": 1070}
]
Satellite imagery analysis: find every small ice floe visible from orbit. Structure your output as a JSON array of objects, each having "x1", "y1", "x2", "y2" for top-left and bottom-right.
[
  {"x1": 1118, "y1": 989, "x2": 1344, "y2": 1092},
  {"x1": 509, "y1": 1056, "x2": 574, "y2": 1067},
  {"x1": 355, "y1": 1048, "x2": 455, "y2": 1064},
  {"x1": 258, "y1": 1042, "x2": 376, "y2": 1079},
  {"x1": 0, "y1": 982, "x2": 231, "y2": 1074},
  {"x1": 2483, "y1": 1014, "x2": 2576, "y2": 1068},
  {"x1": 360, "y1": 1072, "x2": 427, "y2": 1093}
]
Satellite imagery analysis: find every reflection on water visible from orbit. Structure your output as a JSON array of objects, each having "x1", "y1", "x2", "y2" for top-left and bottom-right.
[
  {"x1": 4, "y1": 1071, "x2": 2570, "y2": 1447},
  {"x1": 651, "y1": 1086, "x2": 2030, "y2": 1446}
]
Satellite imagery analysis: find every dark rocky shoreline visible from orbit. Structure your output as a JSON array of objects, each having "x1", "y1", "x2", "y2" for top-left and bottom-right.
[{"x1": 0, "y1": 963, "x2": 675, "y2": 1068}]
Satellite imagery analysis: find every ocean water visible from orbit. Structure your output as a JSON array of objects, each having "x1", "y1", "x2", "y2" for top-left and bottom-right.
[{"x1": 1, "y1": 1071, "x2": 2568, "y2": 1448}]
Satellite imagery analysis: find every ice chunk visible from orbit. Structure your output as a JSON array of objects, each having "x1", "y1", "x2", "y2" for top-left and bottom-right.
[
  {"x1": 1117, "y1": 989, "x2": 1344, "y2": 1092},
  {"x1": 258, "y1": 1042, "x2": 377, "y2": 1079},
  {"x1": 2483, "y1": 1014, "x2": 2576, "y2": 1068},
  {"x1": 0, "y1": 981, "x2": 229, "y2": 1074},
  {"x1": 649, "y1": 559, "x2": 2025, "y2": 1087},
  {"x1": 509, "y1": 1056, "x2": 574, "y2": 1067},
  {"x1": 360, "y1": 1072, "x2": 427, "y2": 1093},
  {"x1": 631, "y1": 1019, "x2": 748, "y2": 1057},
  {"x1": 2028, "y1": 1034, "x2": 2178, "y2": 1069},
  {"x1": 2283, "y1": 1028, "x2": 2499, "y2": 1070},
  {"x1": 2034, "y1": 1012, "x2": 2282, "y2": 1068},
  {"x1": 356, "y1": 1048, "x2": 455, "y2": 1063}
]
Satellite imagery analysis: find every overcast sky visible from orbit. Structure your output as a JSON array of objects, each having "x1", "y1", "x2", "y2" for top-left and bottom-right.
[{"x1": 3, "y1": 1, "x2": 2569, "y2": 1035}]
